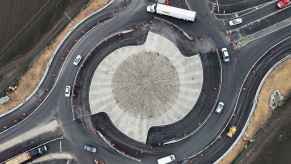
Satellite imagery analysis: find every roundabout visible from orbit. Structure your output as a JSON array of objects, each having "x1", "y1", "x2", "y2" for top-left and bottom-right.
[
  {"x1": 1, "y1": 0, "x2": 291, "y2": 164},
  {"x1": 88, "y1": 31, "x2": 203, "y2": 143},
  {"x1": 72, "y1": 18, "x2": 222, "y2": 160}
]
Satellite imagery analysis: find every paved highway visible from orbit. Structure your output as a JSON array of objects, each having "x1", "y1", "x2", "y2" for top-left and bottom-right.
[
  {"x1": 0, "y1": 0, "x2": 291, "y2": 164},
  {"x1": 209, "y1": 0, "x2": 274, "y2": 14}
]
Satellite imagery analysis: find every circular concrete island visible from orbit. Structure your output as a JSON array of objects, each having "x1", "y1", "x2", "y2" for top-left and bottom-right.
[{"x1": 89, "y1": 32, "x2": 203, "y2": 143}]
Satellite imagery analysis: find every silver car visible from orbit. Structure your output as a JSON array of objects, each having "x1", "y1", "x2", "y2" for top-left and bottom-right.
[
  {"x1": 215, "y1": 101, "x2": 225, "y2": 114},
  {"x1": 73, "y1": 55, "x2": 82, "y2": 66},
  {"x1": 83, "y1": 144, "x2": 97, "y2": 153},
  {"x1": 221, "y1": 48, "x2": 230, "y2": 63},
  {"x1": 229, "y1": 18, "x2": 243, "y2": 26}
]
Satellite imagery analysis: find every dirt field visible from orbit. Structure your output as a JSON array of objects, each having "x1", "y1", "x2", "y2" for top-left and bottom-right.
[
  {"x1": 238, "y1": 100, "x2": 291, "y2": 164},
  {"x1": 0, "y1": 0, "x2": 109, "y2": 114},
  {"x1": 0, "y1": 0, "x2": 50, "y2": 53},
  {"x1": 0, "y1": 0, "x2": 88, "y2": 96},
  {"x1": 219, "y1": 58, "x2": 291, "y2": 164}
]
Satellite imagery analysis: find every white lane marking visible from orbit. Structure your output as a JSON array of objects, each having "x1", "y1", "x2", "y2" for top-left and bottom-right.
[
  {"x1": 214, "y1": 0, "x2": 277, "y2": 18},
  {"x1": 231, "y1": 4, "x2": 291, "y2": 31},
  {"x1": 60, "y1": 139, "x2": 63, "y2": 152}
]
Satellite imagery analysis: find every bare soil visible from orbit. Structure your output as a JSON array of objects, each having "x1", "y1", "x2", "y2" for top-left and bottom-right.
[
  {"x1": 0, "y1": 0, "x2": 87, "y2": 96},
  {"x1": 0, "y1": 0, "x2": 109, "y2": 114},
  {"x1": 237, "y1": 99, "x2": 291, "y2": 164}
]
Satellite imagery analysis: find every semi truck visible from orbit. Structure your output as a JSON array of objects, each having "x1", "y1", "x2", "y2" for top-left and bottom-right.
[
  {"x1": 146, "y1": 3, "x2": 196, "y2": 22},
  {"x1": 5, "y1": 145, "x2": 48, "y2": 164}
]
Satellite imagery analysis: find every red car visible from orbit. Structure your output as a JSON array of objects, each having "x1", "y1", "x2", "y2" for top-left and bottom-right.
[{"x1": 277, "y1": 0, "x2": 290, "y2": 8}]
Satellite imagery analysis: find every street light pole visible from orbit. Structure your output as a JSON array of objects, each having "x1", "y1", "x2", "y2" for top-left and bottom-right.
[{"x1": 217, "y1": 0, "x2": 220, "y2": 13}]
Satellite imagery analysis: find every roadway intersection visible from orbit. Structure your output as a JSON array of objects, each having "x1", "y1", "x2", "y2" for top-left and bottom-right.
[{"x1": 1, "y1": 0, "x2": 291, "y2": 164}]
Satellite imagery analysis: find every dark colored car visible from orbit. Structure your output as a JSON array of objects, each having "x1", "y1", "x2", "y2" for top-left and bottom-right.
[{"x1": 30, "y1": 145, "x2": 48, "y2": 157}]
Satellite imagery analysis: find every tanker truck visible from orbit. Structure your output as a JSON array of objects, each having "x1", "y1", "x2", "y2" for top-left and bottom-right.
[{"x1": 146, "y1": 3, "x2": 196, "y2": 22}]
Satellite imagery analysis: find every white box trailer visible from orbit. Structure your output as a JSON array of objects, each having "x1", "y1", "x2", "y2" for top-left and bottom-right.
[{"x1": 147, "y1": 3, "x2": 196, "y2": 22}]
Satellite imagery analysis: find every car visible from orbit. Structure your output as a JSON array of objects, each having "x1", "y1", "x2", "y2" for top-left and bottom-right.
[
  {"x1": 73, "y1": 55, "x2": 82, "y2": 66},
  {"x1": 157, "y1": 0, "x2": 171, "y2": 5},
  {"x1": 94, "y1": 159, "x2": 105, "y2": 164},
  {"x1": 157, "y1": 154, "x2": 176, "y2": 164},
  {"x1": 215, "y1": 101, "x2": 225, "y2": 114},
  {"x1": 227, "y1": 126, "x2": 237, "y2": 138},
  {"x1": 83, "y1": 144, "x2": 97, "y2": 153},
  {"x1": 30, "y1": 145, "x2": 48, "y2": 157},
  {"x1": 229, "y1": 18, "x2": 243, "y2": 26},
  {"x1": 65, "y1": 85, "x2": 71, "y2": 97},
  {"x1": 221, "y1": 48, "x2": 230, "y2": 62},
  {"x1": 277, "y1": 0, "x2": 290, "y2": 8}
]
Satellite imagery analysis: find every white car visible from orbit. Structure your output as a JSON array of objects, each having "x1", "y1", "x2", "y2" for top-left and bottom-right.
[
  {"x1": 215, "y1": 101, "x2": 225, "y2": 114},
  {"x1": 65, "y1": 85, "x2": 71, "y2": 97},
  {"x1": 83, "y1": 144, "x2": 97, "y2": 153},
  {"x1": 229, "y1": 18, "x2": 243, "y2": 26},
  {"x1": 221, "y1": 48, "x2": 230, "y2": 63},
  {"x1": 157, "y1": 154, "x2": 176, "y2": 164},
  {"x1": 73, "y1": 55, "x2": 82, "y2": 66}
]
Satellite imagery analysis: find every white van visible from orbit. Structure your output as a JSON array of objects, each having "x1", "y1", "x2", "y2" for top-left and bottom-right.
[
  {"x1": 157, "y1": 154, "x2": 176, "y2": 164},
  {"x1": 215, "y1": 101, "x2": 225, "y2": 114}
]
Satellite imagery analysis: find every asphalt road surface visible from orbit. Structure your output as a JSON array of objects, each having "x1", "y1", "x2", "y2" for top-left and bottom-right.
[{"x1": 0, "y1": 0, "x2": 291, "y2": 164}]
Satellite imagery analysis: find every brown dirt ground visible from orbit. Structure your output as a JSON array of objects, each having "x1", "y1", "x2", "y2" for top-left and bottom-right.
[
  {"x1": 237, "y1": 100, "x2": 291, "y2": 164},
  {"x1": 0, "y1": 0, "x2": 109, "y2": 114},
  {"x1": 219, "y1": 58, "x2": 291, "y2": 164}
]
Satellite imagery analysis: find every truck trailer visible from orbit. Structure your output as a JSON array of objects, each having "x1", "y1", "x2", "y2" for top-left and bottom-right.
[{"x1": 146, "y1": 3, "x2": 196, "y2": 22}]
